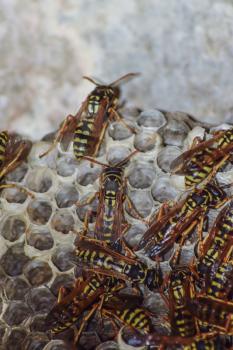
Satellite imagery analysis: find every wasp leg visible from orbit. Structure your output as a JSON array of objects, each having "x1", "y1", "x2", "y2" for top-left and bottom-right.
[
  {"x1": 76, "y1": 192, "x2": 98, "y2": 208},
  {"x1": 39, "y1": 114, "x2": 77, "y2": 158},
  {"x1": 109, "y1": 107, "x2": 137, "y2": 134},
  {"x1": 202, "y1": 154, "x2": 231, "y2": 186},
  {"x1": 0, "y1": 183, "x2": 34, "y2": 198},
  {"x1": 125, "y1": 195, "x2": 147, "y2": 222},
  {"x1": 0, "y1": 142, "x2": 28, "y2": 179},
  {"x1": 73, "y1": 303, "x2": 99, "y2": 345}
]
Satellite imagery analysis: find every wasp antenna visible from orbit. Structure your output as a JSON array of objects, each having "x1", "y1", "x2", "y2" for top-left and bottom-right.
[
  {"x1": 82, "y1": 76, "x2": 101, "y2": 86},
  {"x1": 110, "y1": 72, "x2": 140, "y2": 87},
  {"x1": 81, "y1": 156, "x2": 108, "y2": 168}
]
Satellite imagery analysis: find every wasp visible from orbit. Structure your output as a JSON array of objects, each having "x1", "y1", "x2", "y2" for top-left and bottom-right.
[
  {"x1": 187, "y1": 295, "x2": 233, "y2": 334},
  {"x1": 170, "y1": 127, "x2": 233, "y2": 189},
  {"x1": 136, "y1": 181, "x2": 227, "y2": 262},
  {"x1": 166, "y1": 266, "x2": 197, "y2": 339},
  {"x1": 46, "y1": 274, "x2": 124, "y2": 337},
  {"x1": 196, "y1": 200, "x2": 233, "y2": 279},
  {"x1": 205, "y1": 260, "x2": 233, "y2": 299},
  {"x1": 101, "y1": 294, "x2": 154, "y2": 334},
  {"x1": 39, "y1": 73, "x2": 139, "y2": 160},
  {"x1": 0, "y1": 131, "x2": 32, "y2": 196},
  {"x1": 76, "y1": 150, "x2": 143, "y2": 252},
  {"x1": 73, "y1": 237, "x2": 162, "y2": 291}
]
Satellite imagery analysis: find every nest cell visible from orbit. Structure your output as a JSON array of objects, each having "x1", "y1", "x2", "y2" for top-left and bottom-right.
[
  {"x1": 4, "y1": 277, "x2": 30, "y2": 300},
  {"x1": 26, "y1": 168, "x2": 53, "y2": 193},
  {"x1": 26, "y1": 287, "x2": 56, "y2": 314},
  {"x1": 0, "y1": 243, "x2": 30, "y2": 276},
  {"x1": 23, "y1": 260, "x2": 53, "y2": 286},
  {"x1": 51, "y1": 210, "x2": 75, "y2": 234},
  {"x1": 27, "y1": 200, "x2": 53, "y2": 225},
  {"x1": 26, "y1": 227, "x2": 54, "y2": 251},
  {"x1": 1, "y1": 215, "x2": 27, "y2": 242},
  {"x1": 3, "y1": 301, "x2": 31, "y2": 326},
  {"x1": 55, "y1": 184, "x2": 79, "y2": 208}
]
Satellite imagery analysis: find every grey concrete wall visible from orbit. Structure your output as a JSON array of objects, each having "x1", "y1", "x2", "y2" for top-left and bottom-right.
[{"x1": 0, "y1": 0, "x2": 233, "y2": 139}]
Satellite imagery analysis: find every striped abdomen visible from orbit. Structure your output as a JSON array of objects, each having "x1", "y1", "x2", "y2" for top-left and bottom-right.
[
  {"x1": 73, "y1": 117, "x2": 96, "y2": 159},
  {"x1": 185, "y1": 149, "x2": 214, "y2": 188},
  {"x1": 116, "y1": 307, "x2": 152, "y2": 333},
  {"x1": 0, "y1": 131, "x2": 8, "y2": 168},
  {"x1": 206, "y1": 261, "x2": 233, "y2": 298}
]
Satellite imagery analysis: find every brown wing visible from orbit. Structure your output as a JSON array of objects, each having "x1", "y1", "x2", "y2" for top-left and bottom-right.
[
  {"x1": 85, "y1": 98, "x2": 109, "y2": 157},
  {"x1": 136, "y1": 200, "x2": 185, "y2": 251},
  {"x1": 77, "y1": 237, "x2": 139, "y2": 265},
  {"x1": 170, "y1": 133, "x2": 225, "y2": 174}
]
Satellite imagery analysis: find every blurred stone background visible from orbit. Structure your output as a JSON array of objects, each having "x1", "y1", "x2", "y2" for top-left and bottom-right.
[{"x1": 0, "y1": 0, "x2": 233, "y2": 140}]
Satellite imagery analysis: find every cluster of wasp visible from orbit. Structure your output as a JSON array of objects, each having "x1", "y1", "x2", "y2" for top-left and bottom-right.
[{"x1": 1, "y1": 73, "x2": 233, "y2": 349}]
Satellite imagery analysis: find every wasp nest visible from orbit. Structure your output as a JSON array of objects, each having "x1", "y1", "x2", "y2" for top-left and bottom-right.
[{"x1": 0, "y1": 108, "x2": 231, "y2": 350}]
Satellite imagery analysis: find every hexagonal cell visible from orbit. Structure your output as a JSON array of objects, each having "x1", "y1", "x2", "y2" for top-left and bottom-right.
[
  {"x1": 4, "y1": 277, "x2": 30, "y2": 300},
  {"x1": 26, "y1": 168, "x2": 53, "y2": 193},
  {"x1": 3, "y1": 301, "x2": 31, "y2": 326},
  {"x1": 27, "y1": 287, "x2": 56, "y2": 313},
  {"x1": 160, "y1": 117, "x2": 190, "y2": 146},
  {"x1": 26, "y1": 227, "x2": 54, "y2": 251},
  {"x1": 151, "y1": 175, "x2": 180, "y2": 203},
  {"x1": 108, "y1": 121, "x2": 133, "y2": 140},
  {"x1": 76, "y1": 192, "x2": 98, "y2": 223},
  {"x1": 5, "y1": 327, "x2": 27, "y2": 350},
  {"x1": 126, "y1": 190, "x2": 154, "y2": 218},
  {"x1": 127, "y1": 162, "x2": 156, "y2": 189},
  {"x1": 23, "y1": 260, "x2": 53, "y2": 286},
  {"x1": 156, "y1": 146, "x2": 181, "y2": 173},
  {"x1": 76, "y1": 161, "x2": 102, "y2": 186},
  {"x1": 1, "y1": 243, "x2": 30, "y2": 276},
  {"x1": 2, "y1": 186, "x2": 28, "y2": 204},
  {"x1": 50, "y1": 274, "x2": 75, "y2": 297},
  {"x1": 106, "y1": 146, "x2": 133, "y2": 166},
  {"x1": 137, "y1": 109, "x2": 166, "y2": 128},
  {"x1": 51, "y1": 245, "x2": 74, "y2": 272},
  {"x1": 22, "y1": 333, "x2": 49, "y2": 350},
  {"x1": 79, "y1": 332, "x2": 101, "y2": 350},
  {"x1": 0, "y1": 322, "x2": 7, "y2": 344},
  {"x1": 124, "y1": 223, "x2": 148, "y2": 248},
  {"x1": 5, "y1": 162, "x2": 28, "y2": 183},
  {"x1": 56, "y1": 155, "x2": 78, "y2": 177},
  {"x1": 51, "y1": 210, "x2": 75, "y2": 234},
  {"x1": 96, "y1": 341, "x2": 119, "y2": 350},
  {"x1": 30, "y1": 314, "x2": 47, "y2": 333},
  {"x1": 1, "y1": 215, "x2": 27, "y2": 242},
  {"x1": 55, "y1": 184, "x2": 79, "y2": 208},
  {"x1": 134, "y1": 130, "x2": 162, "y2": 152},
  {"x1": 27, "y1": 199, "x2": 53, "y2": 225},
  {"x1": 43, "y1": 340, "x2": 71, "y2": 350}
]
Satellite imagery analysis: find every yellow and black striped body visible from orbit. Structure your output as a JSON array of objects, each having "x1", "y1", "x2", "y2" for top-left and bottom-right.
[
  {"x1": 46, "y1": 275, "x2": 105, "y2": 334},
  {"x1": 73, "y1": 86, "x2": 118, "y2": 160},
  {"x1": 206, "y1": 261, "x2": 233, "y2": 299},
  {"x1": 181, "y1": 338, "x2": 223, "y2": 350},
  {"x1": 0, "y1": 131, "x2": 8, "y2": 171},
  {"x1": 75, "y1": 241, "x2": 162, "y2": 291},
  {"x1": 138, "y1": 182, "x2": 227, "y2": 260},
  {"x1": 197, "y1": 200, "x2": 233, "y2": 278},
  {"x1": 187, "y1": 296, "x2": 233, "y2": 332},
  {"x1": 95, "y1": 167, "x2": 125, "y2": 249},
  {"x1": 169, "y1": 267, "x2": 196, "y2": 338},
  {"x1": 107, "y1": 306, "x2": 153, "y2": 333},
  {"x1": 185, "y1": 128, "x2": 233, "y2": 188},
  {"x1": 185, "y1": 148, "x2": 215, "y2": 188}
]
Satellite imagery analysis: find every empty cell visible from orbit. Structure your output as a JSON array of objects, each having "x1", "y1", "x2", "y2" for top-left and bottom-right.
[
  {"x1": 27, "y1": 200, "x2": 52, "y2": 225},
  {"x1": 3, "y1": 187, "x2": 28, "y2": 204},
  {"x1": 4, "y1": 277, "x2": 30, "y2": 300},
  {"x1": 160, "y1": 117, "x2": 190, "y2": 147},
  {"x1": 3, "y1": 301, "x2": 31, "y2": 326},
  {"x1": 128, "y1": 163, "x2": 155, "y2": 189},
  {"x1": 108, "y1": 121, "x2": 133, "y2": 140},
  {"x1": 134, "y1": 130, "x2": 161, "y2": 152},
  {"x1": 26, "y1": 168, "x2": 53, "y2": 193},
  {"x1": 55, "y1": 185, "x2": 79, "y2": 208},
  {"x1": 51, "y1": 210, "x2": 75, "y2": 234},
  {"x1": 1, "y1": 215, "x2": 27, "y2": 242},
  {"x1": 126, "y1": 190, "x2": 153, "y2": 218},
  {"x1": 5, "y1": 163, "x2": 28, "y2": 183},
  {"x1": 23, "y1": 260, "x2": 53, "y2": 286},
  {"x1": 51, "y1": 246, "x2": 74, "y2": 272},
  {"x1": 137, "y1": 109, "x2": 166, "y2": 128},
  {"x1": 26, "y1": 287, "x2": 56, "y2": 313},
  {"x1": 5, "y1": 328, "x2": 27, "y2": 350},
  {"x1": 1, "y1": 244, "x2": 30, "y2": 276},
  {"x1": 56, "y1": 156, "x2": 77, "y2": 177},
  {"x1": 151, "y1": 175, "x2": 180, "y2": 202},
  {"x1": 156, "y1": 146, "x2": 181, "y2": 173},
  {"x1": 26, "y1": 227, "x2": 54, "y2": 251},
  {"x1": 30, "y1": 314, "x2": 47, "y2": 333},
  {"x1": 76, "y1": 161, "x2": 102, "y2": 186}
]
